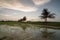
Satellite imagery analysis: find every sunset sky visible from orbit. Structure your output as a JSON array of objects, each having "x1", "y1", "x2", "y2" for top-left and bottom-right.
[{"x1": 0, "y1": 0, "x2": 60, "y2": 21}]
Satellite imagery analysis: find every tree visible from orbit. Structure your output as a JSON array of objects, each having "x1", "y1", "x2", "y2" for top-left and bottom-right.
[
  {"x1": 40, "y1": 9, "x2": 55, "y2": 40},
  {"x1": 22, "y1": 16, "x2": 26, "y2": 21},
  {"x1": 18, "y1": 19, "x2": 23, "y2": 22},
  {"x1": 40, "y1": 8, "x2": 55, "y2": 24},
  {"x1": 18, "y1": 16, "x2": 27, "y2": 22}
]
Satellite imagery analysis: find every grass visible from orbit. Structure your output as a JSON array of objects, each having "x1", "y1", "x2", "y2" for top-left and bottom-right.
[
  {"x1": 0, "y1": 21, "x2": 32, "y2": 30},
  {"x1": 27, "y1": 22, "x2": 60, "y2": 27},
  {"x1": 0, "y1": 21, "x2": 60, "y2": 29}
]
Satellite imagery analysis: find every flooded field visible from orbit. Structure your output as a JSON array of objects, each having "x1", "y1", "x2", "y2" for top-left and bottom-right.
[{"x1": 0, "y1": 25, "x2": 60, "y2": 40}]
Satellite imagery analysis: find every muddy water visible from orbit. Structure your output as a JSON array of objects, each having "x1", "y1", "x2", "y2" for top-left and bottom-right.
[{"x1": 0, "y1": 25, "x2": 60, "y2": 40}]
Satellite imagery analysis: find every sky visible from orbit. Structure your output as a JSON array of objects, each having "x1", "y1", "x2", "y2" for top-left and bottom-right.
[{"x1": 0, "y1": 0, "x2": 60, "y2": 21}]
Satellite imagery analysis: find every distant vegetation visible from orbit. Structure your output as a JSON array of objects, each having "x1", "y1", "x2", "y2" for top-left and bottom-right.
[
  {"x1": 18, "y1": 16, "x2": 26, "y2": 22},
  {"x1": 0, "y1": 16, "x2": 27, "y2": 22},
  {"x1": 0, "y1": 21, "x2": 60, "y2": 27}
]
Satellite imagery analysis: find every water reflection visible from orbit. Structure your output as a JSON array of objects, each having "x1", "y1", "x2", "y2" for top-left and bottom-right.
[
  {"x1": 41, "y1": 28, "x2": 55, "y2": 40},
  {"x1": 0, "y1": 25, "x2": 60, "y2": 40}
]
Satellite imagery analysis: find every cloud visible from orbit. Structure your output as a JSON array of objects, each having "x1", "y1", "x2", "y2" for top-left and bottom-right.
[
  {"x1": 0, "y1": 0, "x2": 37, "y2": 12},
  {"x1": 0, "y1": 14, "x2": 20, "y2": 21},
  {"x1": 32, "y1": 0, "x2": 50, "y2": 5},
  {"x1": 0, "y1": 0, "x2": 50, "y2": 12}
]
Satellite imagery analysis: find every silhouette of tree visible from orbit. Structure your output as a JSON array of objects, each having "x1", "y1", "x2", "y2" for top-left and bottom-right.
[
  {"x1": 18, "y1": 19, "x2": 23, "y2": 22},
  {"x1": 40, "y1": 8, "x2": 55, "y2": 23},
  {"x1": 22, "y1": 16, "x2": 26, "y2": 21},
  {"x1": 40, "y1": 8, "x2": 55, "y2": 32},
  {"x1": 18, "y1": 16, "x2": 27, "y2": 22}
]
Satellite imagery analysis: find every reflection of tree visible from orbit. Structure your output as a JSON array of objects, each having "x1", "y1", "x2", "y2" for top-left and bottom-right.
[
  {"x1": 39, "y1": 9, "x2": 56, "y2": 40},
  {"x1": 41, "y1": 29, "x2": 55, "y2": 40},
  {"x1": 0, "y1": 36, "x2": 7, "y2": 40}
]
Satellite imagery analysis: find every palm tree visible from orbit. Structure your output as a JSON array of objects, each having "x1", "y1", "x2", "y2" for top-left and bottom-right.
[{"x1": 40, "y1": 8, "x2": 55, "y2": 24}]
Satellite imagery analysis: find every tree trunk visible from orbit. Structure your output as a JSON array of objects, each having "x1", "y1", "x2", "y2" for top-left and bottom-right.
[
  {"x1": 45, "y1": 18, "x2": 47, "y2": 25},
  {"x1": 45, "y1": 18, "x2": 48, "y2": 33}
]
